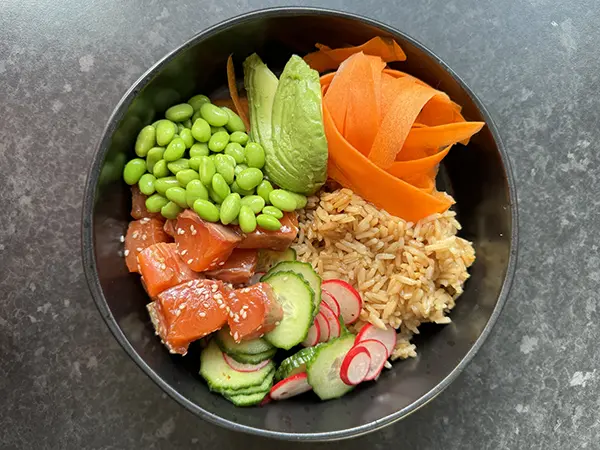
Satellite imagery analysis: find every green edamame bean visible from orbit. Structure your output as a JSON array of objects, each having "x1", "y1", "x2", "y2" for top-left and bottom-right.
[
  {"x1": 223, "y1": 154, "x2": 236, "y2": 167},
  {"x1": 245, "y1": 142, "x2": 265, "y2": 169},
  {"x1": 123, "y1": 158, "x2": 147, "y2": 185},
  {"x1": 256, "y1": 180, "x2": 274, "y2": 204},
  {"x1": 199, "y1": 156, "x2": 216, "y2": 186},
  {"x1": 145, "y1": 193, "x2": 169, "y2": 213},
  {"x1": 239, "y1": 205, "x2": 257, "y2": 233},
  {"x1": 146, "y1": 147, "x2": 165, "y2": 173},
  {"x1": 262, "y1": 205, "x2": 283, "y2": 219},
  {"x1": 154, "y1": 176, "x2": 180, "y2": 195},
  {"x1": 208, "y1": 186, "x2": 224, "y2": 204},
  {"x1": 237, "y1": 168, "x2": 263, "y2": 191},
  {"x1": 200, "y1": 103, "x2": 229, "y2": 127},
  {"x1": 190, "y1": 143, "x2": 209, "y2": 158},
  {"x1": 165, "y1": 186, "x2": 188, "y2": 209},
  {"x1": 234, "y1": 163, "x2": 248, "y2": 176},
  {"x1": 231, "y1": 181, "x2": 254, "y2": 196},
  {"x1": 210, "y1": 126, "x2": 227, "y2": 134},
  {"x1": 269, "y1": 189, "x2": 298, "y2": 212},
  {"x1": 220, "y1": 193, "x2": 242, "y2": 225},
  {"x1": 191, "y1": 110, "x2": 202, "y2": 123},
  {"x1": 229, "y1": 131, "x2": 249, "y2": 146},
  {"x1": 164, "y1": 137, "x2": 186, "y2": 161},
  {"x1": 221, "y1": 107, "x2": 246, "y2": 133},
  {"x1": 191, "y1": 118, "x2": 211, "y2": 143},
  {"x1": 208, "y1": 131, "x2": 230, "y2": 153},
  {"x1": 138, "y1": 173, "x2": 156, "y2": 195},
  {"x1": 177, "y1": 123, "x2": 185, "y2": 134},
  {"x1": 188, "y1": 95, "x2": 210, "y2": 112},
  {"x1": 214, "y1": 154, "x2": 235, "y2": 185},
  {"x1": 152, "y1": 159, "x2": 170, "y2": 178},
  {"x1": 256, "y1": 214, "x2": 282, "y2": 231},
  {"x1": 176, "y1": 169, "x2": 199, "y2": 187},
  {"x1": 135, "y1": 125, "x2": 156, "y2": 157},
  {"x1": 186, "y1": 179, "x2": 209, "y2": 207},
  {"x1": 193, "y1": 198, "x2": 220, "y2": 222},
  {"x1": 211, "y1": 173, "x2": 230, "y2": 200},
  {"x1": 165, "y1": 103, "x2": 194, "y2": 122},
  {"x1": 180, "y1": 128, "x2": 194, "y2": 148},
  {"x1": 183, "y1": 119, "x2": 192, "y2": 129},
  {"x1": 189, "y1": 157, "x2": 202, "y2": 171},
  {"x1": 224, "y1": 142, "x2": 245, "y2": 164},
  {"x1": 161, "y1": 201, "x2": 183, "y2": 219},
  {"x1": 240, "y1": 195, "x2": 265, "y2": 214},
  {"x1": 289, "y1": 192, "x2": 308, "y2": 209},
  {"x1": 156, "y1": 120, "x2": 177, "y2": 146},
  {"x1": 167, "y1": 158, "x2": 189, "y2": 174}
]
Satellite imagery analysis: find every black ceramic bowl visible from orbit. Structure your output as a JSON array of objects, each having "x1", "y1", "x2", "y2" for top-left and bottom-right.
[{"x1": 82, "y1": 7, "x2": 517, "y2": 441}]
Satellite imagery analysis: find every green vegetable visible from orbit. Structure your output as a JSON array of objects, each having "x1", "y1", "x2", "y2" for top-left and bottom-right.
[
  {"x1": 200, "y1": 103, "x2": 229, "y2": 127},
  {"x1": 188, "y1": 94, "x2": 210, "y2": 112},
  {"x1": 191, "y1": 118, "x2": 211, "y2": 142},
  {"x1": 165, "y1": 187, "x2": 188, "y2": 208},
  {"x1": 256, "y1": 214, "x2": 281, "y2": 231},
  {"x1": 222, "y1": 154, "x2": 236, "y2": 167},
  {"x1": 167, "y1": 158, "x2": 189, "y2": 174},
  {"x1": 186, "y1": 179, "x2": 209, "y2": 207},
  {"x1": 189, "y1": 157, "x2": 202, "y2": 171},
  {"x1": 262, "y1": 205, "x2": 283, "y2": 219},
  {"x1": 256, "y1": 180, "x2": 274, "y2": 204},
  {"x1": 152, "y1": 159, "x2": 170, "y2": 178},
  {"x1": 231, "y1": 181, "x2": 254, "y2": 196},
  {"x1": 240, "y1": 195, "x2": 265, "y2": 214},
  {"x1": 193, "y1": 198, "x2": 220, "y2": 222},
  {"x1": 164, "y1": 137, "x2": 186, "y2": 161},
  {"x1": 161, "y1": 201, "x2": 183, "y2": 219},
  {"x1": 154, "y1": 176, "x2": 180, "y2": 195},
  {"x1": 146, "y1": 147, "x2": 165, "y2": 173},
  {"x1": 229, "y1": 131, "x2": 249, "y2": 146},
  {"x1": 214, "y1": 154, "x2": 235, "y2": 185},
  {"x1": 182, "y1": 119, "x2": 192, "y2": 129},
  {"x1": 177, "y1": 123, "x2": 185, "y2": 134},
  {"x1": 165, "y1": 103, "x2": 194, "y2": 122},
  {"x1": 145, "y1": 193, "x2": 169, "y2": 212},
  {"x1": 290, "y1": 192, "x2": 308, "y2": 209},
  {"x1": 179, "y1": 128, "x2": 194, "y2": 148},
  {"x1": 138, "y1": 173, "x2": 156, "y2": 195},
  {"x1": 222, "y1": 106, "x2": 246, "y2": 133},
  {"x1": 269, "y1": 189, "x2": 297, "y2": 212},
  {"x1": 176, "y1": 169, "x2": 199, "y2": 187},
  {"x1": 220, "y1": 193, "x2": 242, "y2": 225},
  {"x1": 244, "y1": 142, "x2": 265, "y2": 169},
  {"x1": 234, "y1": 163, "x2": 248, "y2": 177},
  {"x1": 236, "y1": 168, "x2": 263, "y2": 191},
  {"x1": 224, "y1": 142, "x2": 245, "y2": 164},
  {"x1": 239, "y1": 205, "x2": 257, "y2": 233},
  {"x1": 190, "y1": 142, "x2": 209, "y2": 158},
  {"x1": 155, "y1": 119, "x2": 177, "y2": 146},
  {"x1": 123, "y1": 158, "x2": 147, "y2": 185},
  {"x1": 191, "y1": 109, "x2": 202, "y2": 124},
  {"x1": 209, "y1": 130, "x2": 230, "y2": 153},
  {"x1": 243, "y1": 53, "x2": 278, "y2": 145},
  {"x1": 134, "y1": 125, "x2": 156, "y2": 157},
  {"x1": 212, "y1": 173, "x2": 230, "y2": 200},
  {"x1": 199, "y1": 156, "x2": 216, "y2": 186}
]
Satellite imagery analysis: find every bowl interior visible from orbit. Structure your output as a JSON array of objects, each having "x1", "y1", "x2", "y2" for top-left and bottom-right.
[{"x1": 84, "y1": 9, "x2": 515, "y2": 439}]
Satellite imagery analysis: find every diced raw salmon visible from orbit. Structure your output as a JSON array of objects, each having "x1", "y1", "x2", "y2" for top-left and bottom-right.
[
  {"x1": 238, "y1": 212, "x2": 299, "y2": 251},
  {"x1": 148, "y1": 279, "x2": 229, "y2": 355},
  {"x1": 137, "y1": 243, "x2": 201, "y2": 297},
  {"x1": 124, "y1": 218, "x2": 172, "y2": 273},
  {"x1": 205, "y1": 249, "x2": 258, "y2": 285},
  {"x1": 174, "y1": 210, "x2": 242, "y2": 272},
  {"x1": 163, "y1": 219, "x2": 177, "y2": 238},
  {"x1": 226, "y1": 283, "x2": 283, "y2": 342},
  {"x1": 131, "y1": 185, "x2": 163, "y2": 221}
]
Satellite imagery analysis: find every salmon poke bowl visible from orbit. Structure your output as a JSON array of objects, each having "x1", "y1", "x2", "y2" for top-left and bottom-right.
[{"x1": 82, "y1": 8, "x2": 517, "y2": 441}]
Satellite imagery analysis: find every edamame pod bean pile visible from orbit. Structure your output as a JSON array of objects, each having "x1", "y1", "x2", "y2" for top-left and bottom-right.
[{"x1": 123, "y1": 95, "x2": 307, "y2": 232}]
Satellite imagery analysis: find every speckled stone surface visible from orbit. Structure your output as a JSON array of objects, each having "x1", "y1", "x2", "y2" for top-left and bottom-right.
[{"x1": 1, "y1": 0, "x2": 599, "y2": 448}]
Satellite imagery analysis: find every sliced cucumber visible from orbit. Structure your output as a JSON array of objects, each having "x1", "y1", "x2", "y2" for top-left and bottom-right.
[
  {"x1": 262, "y1": 271, "x2": 314, "y2": 350},
  {"x1": 215, "y1": 327, "x2": 274, "y2": 355},
  {"x1": 200, "y1": 340, "x2": 274, "y2": 392},
  {"x1": 275, "y1": 347, "x2": 317, "y2": 381},
  {"x1": 265, "y1": 261, "x2": 321, "y2": 314},
  {"x1": 222, "y1": 369, "x2": 275, "y2": 396},
  {"x1": 224, "y1": 390, "x2": 269, "y2": 407},
  {"x1": 306, "y1": 334, "x2": 356, "y2": 400},
  {"x1": 227, "y1": 348, "x2": 277, "y2": 364},
  {"x1": 257, "y1": 248, "x2": 297, "y2": 272}
]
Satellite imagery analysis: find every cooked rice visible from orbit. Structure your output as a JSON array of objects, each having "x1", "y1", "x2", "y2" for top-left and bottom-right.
[{"x1": 292, "y1": 188, "x2": 475, "y2": 360}]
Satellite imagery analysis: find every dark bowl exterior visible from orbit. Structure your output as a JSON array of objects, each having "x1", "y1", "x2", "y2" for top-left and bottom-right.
[{"x1": 81, "y1": 7, "x2": 517, "y2": 441}]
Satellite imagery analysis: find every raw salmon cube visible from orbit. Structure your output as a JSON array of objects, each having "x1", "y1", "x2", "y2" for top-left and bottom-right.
[
  {"x1": 238, "y1": 212, "x2": 299, "y2": 251},
  {"x1": 205, "y1": 249, "x2": 258, "y2": 285},
  {"x1": 131, "y1": 185, "x2": 163, "y2": 221},
  {"x1": 124, "y1": 218, "x2": 172, "y2": 273}
]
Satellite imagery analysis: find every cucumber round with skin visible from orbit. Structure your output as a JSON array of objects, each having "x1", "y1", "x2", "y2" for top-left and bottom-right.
[
  {"x1": 263, "y1": 261, "x2": 321, "y2": 314},
  {"x1": 262, "y1": 271, "x2": 315, "y2": 350},
  {"x1": 275, "y1": 347, "x2": 317, "y2": 381},
  {"x1": 257, "y1": 248, "x2": 297, "y2": 272},
  {"x1": 224, "y1": 390, "x2": 269, "y2": 407},
  {"x1": 227, "y1": 348, "x2": 277, "y2": 364},
  {"x1": 306, "y1": 334, "x2": 356, "y2": 400},
  {"x1": 221, "y1": 369, "x2": 275, "y2": 397},
  {"x1": 215, "y1": 327, "x2": 274, "y2": 355}
]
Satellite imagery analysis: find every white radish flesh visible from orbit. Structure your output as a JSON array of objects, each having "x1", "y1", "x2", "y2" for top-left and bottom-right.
[
  {"x1": 319, "y1": 302, "x2": 341, "y2": 340},
  {"x1": 340, "y1": 345, "x2": 371, "y2": 386},
  {"x1": 270, "y1": 373, "x2": 312, "y2": 400},
  {"x1": 322, "y1": 280, "x2": 362, "y2": 324},
  {"x1": 301, "y1": 320, "x2": 320, "y2": 347},
  {"x1": 355, "y1": 324, "x2": 397, "y2": 357},
  {"x1": 223, "y1": 353, "x2": 271, "y2": 373},
  {"x1": 321, "y1": 290, "x2": 341, "y2": 317},
  {"x1": 355, "y1": 339, "x2": 388, "y2": 380}
]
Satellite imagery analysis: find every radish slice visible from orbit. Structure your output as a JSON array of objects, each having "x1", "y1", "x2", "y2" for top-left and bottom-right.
[
  {"x1": 315, "y1": 312, "x2": 330, "y2": 343},
  {"x1": 270, "y1": 373, "x2": 312, "y2": 400},
  {"x1": 319, "y1": 302, "x2": 341, "y2": 340},
  {"x1": 340, "y1": 345, "x2": 371, "y2": 386},
  {"x1": 301, "y1": 320, "x2": 321, "y2": 347},
  {"x1": 248, "y1": 272, "x2": 266, "y2": 285},
  {"x1": 321, "y1": 290, "x2": 341, "y2": 317},
  {"x1": 355, "y1": 323, "x2": 397, "y2": 357},
  {"x1": 259, "y1": 395, "x2": 272, "y2": 406},
  {"x1": 322, "y1": 280, "x2": 362, "y2": 324},
  {"x1": 223, "y1": 353, "x2": 271, "y2": 372},
  {"x1": 355, "y1": 339, "x2": 388, "y2": 380}
]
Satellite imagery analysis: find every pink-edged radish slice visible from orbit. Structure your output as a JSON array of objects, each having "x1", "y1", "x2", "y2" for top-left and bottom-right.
[
  {"x1": 248, "y1": 271, "x2": 266, "y2": 285},
  {"x1": 301, "y1": 320, "x2": 321, "y2": 347},
  {"x1": 322, "y1": 280, "x2": 362, "y2": 324},
  {"x1": 315, "y1": 312, "x2": 330, "y2": 343},
  {"x1": 259, "y1": 395, "x2": 272, "y2": 406},
  {"x1": 355, "y1": 323, "x2": 397, "y2": 357},
  {"x1": 340, "y1": 345, "x2": 371, "y2": 386},
  {"x1": 355, "y1": 339, "x2": 388, "y2": 381},
  {"x1": 321, "y1": 290, "x2": 341, "y2": 317},
  {"x1": 319, "y1": 302, "x2": 341, "y2": 340},
  {"x1": 223, "y1": 353, "x2": 271, "y2": 373},
  {"x1": 270, "y1": 373, "x2": 312, "y2": 400}
]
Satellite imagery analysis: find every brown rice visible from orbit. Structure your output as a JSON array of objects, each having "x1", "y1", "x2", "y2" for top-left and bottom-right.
[{"x1": 292, "y1": 188, "x2": 475, "y2": 360}]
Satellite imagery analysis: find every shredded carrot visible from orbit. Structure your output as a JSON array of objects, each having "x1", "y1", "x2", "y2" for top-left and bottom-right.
[
  {"x1": 226, "y1": 55, "x2": 250, "y2": 130},
  {"x1": 305, "y1": 37, "x2": 406, "y2": 72},
  {"x1": 387, "y1": 145, "x2": 452, "y2": 179},
  {"x1": 403, "y1": 122, "x2": 484, "y2": 152}
]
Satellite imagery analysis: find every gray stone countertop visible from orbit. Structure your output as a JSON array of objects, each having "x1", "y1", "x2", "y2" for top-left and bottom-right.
[{"x1": 1, "y1": 0, "x2": 599, "y2": 448}]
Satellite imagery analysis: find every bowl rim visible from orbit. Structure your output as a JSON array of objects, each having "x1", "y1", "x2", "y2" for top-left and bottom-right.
[{"x1": 81, "y1": 6, "x2": 518, "y2": 442}]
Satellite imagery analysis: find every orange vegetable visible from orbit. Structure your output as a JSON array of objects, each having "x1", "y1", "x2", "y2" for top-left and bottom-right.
[
  {"x1": 226, "y1": 55, "x2": 250, "y2": 130},
  {"x1": 403, "y1": 122, "x2": 484, "y2": 152},
  {"x1": 304, "y1": 37, "x2": 407, "y2": 72},
  {"x1": 387, "y1": 145, "x2": 453, "y2": 179}
]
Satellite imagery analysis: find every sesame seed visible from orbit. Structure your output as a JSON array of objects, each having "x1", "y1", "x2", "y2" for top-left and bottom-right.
[
  {"x1": 233, "y1": 316, "x2": 239, "y2": 323},
  {"x1": 177, "y1": 228, "x2": 185, "y2": 235},
  {"x1": 275, "y1": 321, "x2": 280, "y2": 326},
  {"x1": 190, "y1": 225, "x2": 197, "y2": 235},
  {"x1": 119, "y1": 235, "x2": 125, "y2": 243},
  {"x1": 219, "y1": 304, "x2": 226, "y2": 309},
  {"x1": 218, "y1": 261, "x2": 225, "y2": 266},
  {"x1": 179, "y1": 303, "x2": 186, "y2": 310},
  {"x1": 141, "y1": 218, "x2": 150, "y2": 224},
  {"x1": 132, "y1": 231, "x2": 139, "y2": 239},
  {"x1": 141, "y1": 234, "x2": 147, "y2": 240},
  {"x1": 181, "y1": 249, "x2": 188, "y2": 256},
  {"x1": 187, "y1": 259, "x2": 193, "y2": 264},
  {"x1": 211, "y1": 285, "x2": 218, "y2": 293},
  {"x1": 199, "y1": 312, "x2": 206, "y2": 317},
  {"x1": 242, "y1": 305, "x2": 249, "y2": 310},
  {"x1": 233, "y1": 332, "x2": 239, "y2": 341},
  {"x1": 136, "y1": 247, "x2": 143, "y2": 252},
  {"x1": 241, "y1": 311, "x2": 247, "y2": 319},
  {"x1": 123, "y1": 250, "x2": 130, "y2": 256},
  {"x1": 160, "y1": 263, "x2": 166, "y2": 270}
]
